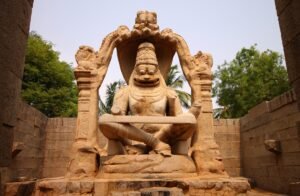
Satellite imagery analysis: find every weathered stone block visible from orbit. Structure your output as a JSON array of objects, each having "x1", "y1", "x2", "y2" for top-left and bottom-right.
[
  {"x1": 46, "y1": 132, "x2": 74, "y2": 141},
  {"x1": 0, "y1": 125, "x2": 14, "y2": 166},
  {"x1": 45, "y1": 140, "x2": 73, "y2": 150},
  {"x1": 282, "y1": 152, "x2": 300, "y2": 166},
  {"x1": 290, "y1": 182, "x2": 300, "y2": 196},
  {"x1": 214, "y1": 133, "x2": 240, "y2": 142},
  {"x1": 281, "y1": 138, "x2": 300, "y2": 153},
  {"x1": 67, "y1": 181, "x2": 80, "y2": 193},
  {"x1": 45, "y1": 118, "x2": 63, "y2": 129},
  {"x1": 223, "y1": 158, "x2": 241, "y2": 168},
  {"x1": 80, "y1": 181, "x2": 94, "y2": 194},
  {"x1": 42, "y1": 168, "x2": 67, "y2": 178},
  {"x1": 275, "y1": 0, "x2": 292, "y2": 16},
  {"x1": 61, "y1": 118, "x2": 77, "y2": 127},
  {"x1": 247, "y1": 101, "x2": 270, "y2": 119},
  {"x1": 101, "y1": 154, "x2": 196, "y2": 174},
  {"x1": 5, "y1": 181, "x2": 36, "y2": 196},
  {"x1": 0, "y1": 70, "x2": 21, "y2": 127},
  {"x1": 278, "y1": 1, "x2": 300, "y2": 46},
  {"x1": 43, "y1": 158, "x2": 69, "y2": 168}
]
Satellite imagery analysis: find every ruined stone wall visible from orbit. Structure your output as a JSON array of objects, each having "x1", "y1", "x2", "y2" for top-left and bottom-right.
[
  {"x1": 42, "y1": 118, "x2": 107, "y2": 178},
  {"x1": 275, "y1": 0, "x2": 300, "y2": 110},
  {"x1": 0, "y1": 0, "x2": 34, "y2": 194},
  {"x1": 213, "y1": 119, "x2": 241, "y2": 177},
  {"x1": 42, "y1": 118, "x2": 76, "y2": 178},
  {"x1": 240, "y1": 90, "x2": 300, "y2": 193},
  {"x1": 9, "y1": 101, "x2": 48, "y2": 180},
  {"x1": 41, "y1": 117, "x2": 240, "y2": 178}
]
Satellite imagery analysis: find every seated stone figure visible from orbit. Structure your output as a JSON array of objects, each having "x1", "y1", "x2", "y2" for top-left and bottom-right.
[{"x1": 99, "y1": 42, "x2": 200, "y2": 156}]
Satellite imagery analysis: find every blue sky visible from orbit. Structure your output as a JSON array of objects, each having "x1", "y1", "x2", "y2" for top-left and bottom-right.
[{"x1": 30, "y1": 1, "x2": 283, "y2": 107}]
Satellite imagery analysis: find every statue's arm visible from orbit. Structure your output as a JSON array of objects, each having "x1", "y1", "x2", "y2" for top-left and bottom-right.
[{"x1": 111, "y1": 87, "x2": 129, "y2": 115}]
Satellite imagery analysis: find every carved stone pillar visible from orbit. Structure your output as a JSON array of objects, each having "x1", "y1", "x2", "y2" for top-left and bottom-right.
[
  {"x1": 192, "y1": 75, "x2": 226, "y2": 176},
  {"x1": 67, "y1": 69, "x2": 100, "y2": 178}
]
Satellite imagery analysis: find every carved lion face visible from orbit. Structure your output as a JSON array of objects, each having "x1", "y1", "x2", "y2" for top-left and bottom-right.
[
  {"x1": 75, "y1": 46, "x2": 95, "y2": 63},
  {"x1": 133, "y1": 64, "x2": 160, "y2": 87},
  {"x1": 134, "y1": 11, "x2": 159, "y2": 32},
  {"x1": 188, "y1": 52, "x2": 213, "y2": 81}
]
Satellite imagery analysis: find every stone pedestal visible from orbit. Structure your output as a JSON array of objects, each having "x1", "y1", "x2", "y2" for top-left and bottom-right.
[
  {"x1": 100, "y1": 154, "x2": 196, "y2": 175},
  {"x1": 5, "y1": 177, "x2": 250, "y2": 196}
]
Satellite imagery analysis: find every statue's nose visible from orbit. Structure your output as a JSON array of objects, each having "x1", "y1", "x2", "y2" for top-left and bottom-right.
[{"x1": 143, "y1": 75, "x2": 150, "y2": 80}]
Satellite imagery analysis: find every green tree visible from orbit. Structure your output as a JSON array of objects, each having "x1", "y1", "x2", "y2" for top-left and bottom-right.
[
  {"x1": 22, "y1": 32, "x2": 77, "y2": 117},
  {"x1": 99, "y1": 65, "x2": 191, "y2": 114},
  {"x1": 213, "y1": 45, "x2": 291, "y2": 118},
  {"x1": 166, "y1": 65, "x2": 191, "y2": 108},
  {"x1": 99, "y1": 80, "x2": 125, "y2": 115}
]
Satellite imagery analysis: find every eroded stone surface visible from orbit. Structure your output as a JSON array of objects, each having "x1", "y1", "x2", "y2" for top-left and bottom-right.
[
  {"x1": 6, "y1": 177, "x2": 251, "y2": 196},
  {"x1": 101, "y1": 154, "x2": 196, "y2": 173}
]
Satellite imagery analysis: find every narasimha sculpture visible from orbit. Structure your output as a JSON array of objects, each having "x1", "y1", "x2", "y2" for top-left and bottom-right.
[
  {"x1": 99, "y1": 42, "x2": 200, "y2": 157},
  {"x1": 69, "y1": 10, "x2": 226, "y2": 178}
]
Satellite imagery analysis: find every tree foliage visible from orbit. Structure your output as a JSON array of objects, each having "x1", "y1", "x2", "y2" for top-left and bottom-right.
[
  {"x1": 22, "y1": 32, "x2": 77, "y2": 117},
  {"x1": 99, "y1": 80, "x2": 125, "y2": 115},
  {"x1": 166, "y1": 65, "x2": 191, "y2": 109},
  {"x1": 213, "y1": 45, "x2": 291, "y2": 118}
]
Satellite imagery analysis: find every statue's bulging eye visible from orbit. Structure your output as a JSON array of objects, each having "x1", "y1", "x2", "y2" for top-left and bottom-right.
[
  {"x1": 148, "y1": 70, "x2": 155, "y2": 75},
  {"x1": 139, "y1": 69, "x2": 146, "y2": 74}
]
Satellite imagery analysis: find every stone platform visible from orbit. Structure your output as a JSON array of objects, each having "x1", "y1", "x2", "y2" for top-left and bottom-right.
[
  {"x1": 100, "y1": 154, "x2": 196, "y2": 175},
  {"x1": 5, "y1": 176, "x2": 251, "y2": 195}
]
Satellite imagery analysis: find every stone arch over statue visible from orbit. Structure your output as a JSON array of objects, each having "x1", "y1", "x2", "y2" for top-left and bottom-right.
[{"x1": 68, "y1": 10, "x2": 227, "y2": 178}]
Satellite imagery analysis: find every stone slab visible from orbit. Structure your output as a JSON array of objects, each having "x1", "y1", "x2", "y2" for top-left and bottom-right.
[
  {"x1": 99, "y1": 115, "x2": 196, "y2": 124},
  {"x1": 6, "y1": 177, "x2": 251, "y2": 195},
  {"x1": 100, "y1": 154, "x2": 196, "y2": 174}
]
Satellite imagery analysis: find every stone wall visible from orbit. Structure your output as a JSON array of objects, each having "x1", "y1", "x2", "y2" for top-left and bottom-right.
[
  {"x1": 275, "y1": 0, "x2": 300, "y2": 111},
  {"x1": 41, "y1": 118, "x2": 241, "y2": 178},
  {"x1": 42, "y1": 118, "x2": 76, "y2": 178},
  {"x1": 0, "y1": 0, "x2": 34, "y2": 193},
  {"x1": 42, "y1": 118, "x2": 108, "y2": 178},
  {"x1": 240, "y1": 90, "x2": 300, "y2": 193},
  {"x1": 10, "y1": 101, "x2": 48, "y2": 180},
  {"x1": 213, "y1": 119, "x2": 241, "y2": 177},
  {"x1": 41, "y1": 117, "x2": 240, "y2": 178}
]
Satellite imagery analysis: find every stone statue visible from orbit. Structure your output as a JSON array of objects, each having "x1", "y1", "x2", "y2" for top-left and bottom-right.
[
  {"x1": 99, "y1": 42, "x2": 200, "y2": 156},
  {"x1": 69, "y1": 10, "x2": 226, "y2": 178}
]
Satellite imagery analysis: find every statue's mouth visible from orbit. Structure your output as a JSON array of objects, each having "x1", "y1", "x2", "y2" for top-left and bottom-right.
[{"x1": 134, "y1": 78, "x2": 160, "y2": 87}]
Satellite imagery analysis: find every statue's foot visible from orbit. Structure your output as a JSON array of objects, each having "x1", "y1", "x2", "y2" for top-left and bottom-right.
[
  {"x1": 126, "y1": 143, "x2": 148, "y2": 155},
  {"x1": 153, "y1": 141, "x2": 171, "y2": 157}
]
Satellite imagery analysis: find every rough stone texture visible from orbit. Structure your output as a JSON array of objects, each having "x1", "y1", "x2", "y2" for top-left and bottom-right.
[
  {"x1": 101, "y1": 155, "x2": 196, "y2": 174},
  {"x1": 9, "y1": 101, "x2": 47, "y2": 181},
  {"x1": 0, "y1": 0, "x2": 34, "y2": 194},
  {"x1": 31, "y1": 117, "x2": 240, "y2": 179},
  {"x1": 0, "y1": 0, "x2": 34, "y2": 166},
  {"x1": 0, "y1": 100, "x2": 46, "y2": 195},
  {"x1": 213, "y1": 119, "x2": 241, "y2": 177},
  {"x1": 275, "y1": 0, "x2": 300, "y2": 110},
  {"x1": 42, "y1": 118, "x2": 76, "y2": 178},
  {"x1": 240, "y1": 90, "x2": 300, "y2": 194},
  {"x1": 6, "y1": 177, "x2": 250, "y2": 195},
  {"x1": 5, "y1": 115, "x2": 240, "y2": 180},
  {"x1": 5, "y1": 181, "x2": 36, "y2": 196},
  {"x1": 42, "y1": 117, "x2": 107, "y2": 178}
]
